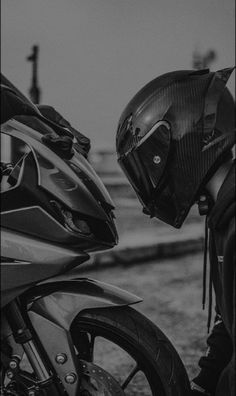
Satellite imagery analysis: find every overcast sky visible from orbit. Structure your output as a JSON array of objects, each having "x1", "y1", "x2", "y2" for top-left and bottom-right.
[{"x1": 2, "y1": 0, "x2": 235, "y2": 149}]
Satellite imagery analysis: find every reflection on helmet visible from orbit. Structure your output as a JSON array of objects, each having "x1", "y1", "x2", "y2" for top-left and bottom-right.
[{"x1": 116, "y1": 67, "x2": 235, "y2": 228}]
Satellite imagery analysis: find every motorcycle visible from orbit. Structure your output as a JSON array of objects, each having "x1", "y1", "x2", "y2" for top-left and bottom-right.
[{"x1": 0, "y1": 75, "x2": 191, "y2": 395}]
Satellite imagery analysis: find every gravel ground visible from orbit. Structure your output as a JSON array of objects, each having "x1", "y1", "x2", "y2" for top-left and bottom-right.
[{"x1": 79, "y1": 251, "x2": 212, "y2": 381}]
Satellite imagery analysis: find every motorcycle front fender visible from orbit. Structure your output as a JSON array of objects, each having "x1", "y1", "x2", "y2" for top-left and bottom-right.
[
  {"x1": 26, "y1": 277, "x2": 142, "y2": 329},
  {"x1": 25, "y1": 277, "x2": 141, "y2": 396}
]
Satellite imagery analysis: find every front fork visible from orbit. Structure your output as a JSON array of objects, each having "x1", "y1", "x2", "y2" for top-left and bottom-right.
[
  {"x1": 1, "y1": 278, "x2": 141, "y2": 395},
  {"x1": 2, "y1": 300, "x2": 63, "y2": 395}
]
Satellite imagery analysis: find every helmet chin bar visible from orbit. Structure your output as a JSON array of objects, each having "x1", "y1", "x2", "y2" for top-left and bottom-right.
[{"x1": 142, "y1": 203, "x2": 154, "y2": 218}]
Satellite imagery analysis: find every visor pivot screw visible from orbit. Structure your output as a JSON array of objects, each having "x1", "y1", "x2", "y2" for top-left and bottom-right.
[
  {"x1": 55, "y1": 353, "x2": 67, "y2": 364},
  {"x1": 65, "y1": 372, "x2": 77, "y2": 384},
  {"x1": 9, "y1": 360, "x2": 18, "y2": 370},
  {"x1": 153, "y1": 155, "x2": 161, "y2": 164}
]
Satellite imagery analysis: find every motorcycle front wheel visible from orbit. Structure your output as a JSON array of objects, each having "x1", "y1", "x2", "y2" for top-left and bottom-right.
[{"x1": 71, "y1": 306, "x2": 190, "y2": 396}]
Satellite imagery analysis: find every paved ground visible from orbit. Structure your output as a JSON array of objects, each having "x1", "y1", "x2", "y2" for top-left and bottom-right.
[{"x1": 77, "y1": 251, "x2": 212, "y2": 381}]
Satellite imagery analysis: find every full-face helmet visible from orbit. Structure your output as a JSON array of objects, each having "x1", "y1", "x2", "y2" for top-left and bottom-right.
[{"x1": 116, "y1": 68, "x2": 235, "y2": 228}]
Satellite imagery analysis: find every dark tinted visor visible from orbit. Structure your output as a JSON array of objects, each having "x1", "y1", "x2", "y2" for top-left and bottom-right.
[{"x1": 118, "y1": 121, "x2": 171, "y2": 207}]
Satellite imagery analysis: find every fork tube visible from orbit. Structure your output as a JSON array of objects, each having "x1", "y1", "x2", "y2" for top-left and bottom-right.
[
  {"x1": 23, "y1": 340, "x2": 51, "y2": 382},
  {"x1": 5, "y1": 300, "x2": 51, "y2": 382}
]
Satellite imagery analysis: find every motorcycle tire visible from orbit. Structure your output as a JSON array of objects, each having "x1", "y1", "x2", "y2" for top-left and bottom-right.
[{"x1": 71, "y1": 306, "x2": 190, "y2": 396}]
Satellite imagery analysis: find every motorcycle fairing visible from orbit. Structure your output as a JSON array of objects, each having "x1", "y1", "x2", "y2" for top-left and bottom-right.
[
  {"x1": 1, "y1": 206, "x2": 83, "y2": 244},
  {"x1": 1, "y1": 118, "x2": 115, "y2": 220},
  {"x1": 1, "y1": 228, "x2": 89, "y2": 307},
  {"x1": 26, "y1": 277, "x2": 142, "y2": 329},
  {"x1": 25, "y1": 277, "x2": 141, "y2": 395},
  {"x1": 1, "y1": 123, "x2": 118, "y2": 248}
]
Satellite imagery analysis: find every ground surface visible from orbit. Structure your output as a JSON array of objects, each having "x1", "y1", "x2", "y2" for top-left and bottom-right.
[
  {"x1": 113, "y1": 198, "x2": 203, "y2": 236},
  {"x1": 79, "y1": 251, "x2": 211, "y2": 381}
]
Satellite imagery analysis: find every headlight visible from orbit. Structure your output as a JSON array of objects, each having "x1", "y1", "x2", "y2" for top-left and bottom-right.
[{"x1": 50, "y1": 200, "x2": 92, "y2": 236}]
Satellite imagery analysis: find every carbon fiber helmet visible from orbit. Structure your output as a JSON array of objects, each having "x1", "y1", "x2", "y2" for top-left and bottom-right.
[{"x1": 116, "y1": 67, "x2": 235, "y2": 228}]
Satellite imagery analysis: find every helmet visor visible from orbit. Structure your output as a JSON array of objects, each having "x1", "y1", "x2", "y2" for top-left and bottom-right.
[{"x1": 118, "y1": 121, "x2": 171, "y2": 207}]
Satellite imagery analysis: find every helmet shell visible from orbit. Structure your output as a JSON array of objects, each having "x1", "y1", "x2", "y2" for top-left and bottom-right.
[{"x1": 116, "y1": 68, "x2": 235, "y2": 227}]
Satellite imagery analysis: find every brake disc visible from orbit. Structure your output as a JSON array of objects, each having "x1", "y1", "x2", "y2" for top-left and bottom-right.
[{"x1": 79, "y1": 360, "x2": 125, "y2": 396}]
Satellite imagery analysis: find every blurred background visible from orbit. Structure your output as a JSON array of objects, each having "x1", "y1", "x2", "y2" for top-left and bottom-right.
[{"x1": 1, "y1": 0, "x2": 235, "y2": 379}]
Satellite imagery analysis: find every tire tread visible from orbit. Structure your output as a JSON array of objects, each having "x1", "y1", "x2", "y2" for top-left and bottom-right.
[{"x1": 75, "y1": 306, "x2": 190, "y2": 396}]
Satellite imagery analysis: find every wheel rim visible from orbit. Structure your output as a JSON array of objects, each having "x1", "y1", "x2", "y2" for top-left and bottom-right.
[{"x1": 71, "y1": 318, "x2": 165, "y2": 396}]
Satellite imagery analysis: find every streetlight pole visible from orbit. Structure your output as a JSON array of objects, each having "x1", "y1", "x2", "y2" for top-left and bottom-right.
[{"x1": 27, "y1": 45, "x2": 41, "y2": 103}]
